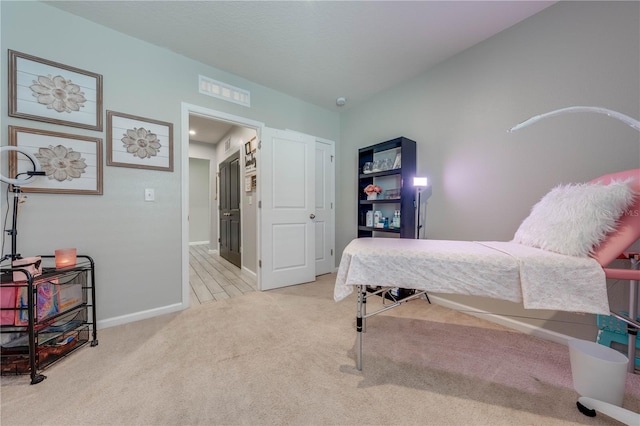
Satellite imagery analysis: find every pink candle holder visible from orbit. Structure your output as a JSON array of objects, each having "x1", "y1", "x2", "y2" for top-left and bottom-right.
[{"x1": 55, "y1": 248, "x2": 77, "y2": 268}]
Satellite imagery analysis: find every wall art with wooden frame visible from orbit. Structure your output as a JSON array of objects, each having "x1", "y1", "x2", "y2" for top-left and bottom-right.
[
  {"x1": 8, "y1": 50, "x2": 103, "y2": 131},
  {"x1": 107, "y1": 110, "x2": 174, "y2": 172},
  {"x1": 8, "y1": 126, "x2": 103, "y2": 195}
]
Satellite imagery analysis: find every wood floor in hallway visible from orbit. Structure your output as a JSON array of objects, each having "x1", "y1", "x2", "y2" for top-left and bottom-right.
[{"x1": 189, "y1": 244, "x2": 257, "y2": 306}]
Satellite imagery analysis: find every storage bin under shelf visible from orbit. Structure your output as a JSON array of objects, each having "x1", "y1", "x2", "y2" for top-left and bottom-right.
[{"x1": 1, "y1": 326, "x2": 89, "y2": 374}]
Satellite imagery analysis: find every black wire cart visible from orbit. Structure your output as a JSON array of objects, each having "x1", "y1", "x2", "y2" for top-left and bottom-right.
[{"x1": 0, "y1": 255, "x2": 98, "y2": 384}]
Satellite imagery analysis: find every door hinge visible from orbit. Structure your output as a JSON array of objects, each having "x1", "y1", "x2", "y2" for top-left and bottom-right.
[
  {"x1": 330, "y1": 249, "x2": 333, "y2": 256},
  {"x1": 218, "y1": 238, "x2": 221, "y2": 243},
  {"x1": 331, "y1": 202, "x2": 333, "y2": 209},
  {"x1": 258, "y1": 200, "x2": 261, "y2": 208},
  {"x1": 259, "y1": 260, "x2": 262, "y2": 268},
  {"x1": 331, "y1": 155, "x2": 334, "y2": 162},
  {"x1": 258, "y1": 140, "x2": 262, "y2": 150}
]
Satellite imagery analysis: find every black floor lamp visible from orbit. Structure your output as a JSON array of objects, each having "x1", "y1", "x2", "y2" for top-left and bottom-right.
[
  {"x1": 0, "y1": 146, "x2": 44, "y2": 263},
  {"x1": 413, "y1": 177, "x2": 432, "y2": 239}
]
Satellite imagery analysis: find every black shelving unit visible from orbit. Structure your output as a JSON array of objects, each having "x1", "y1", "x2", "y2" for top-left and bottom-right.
[
  {"x1": 0, "y1": 255, "x2": 97, "y2": 384},
  {"x1": 357, "y1": 137, "x2": 417, "y2": 239}
]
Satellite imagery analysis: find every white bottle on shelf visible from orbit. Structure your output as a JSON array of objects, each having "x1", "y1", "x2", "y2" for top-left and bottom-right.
[
  {"x1": 373, "y1": 211, "x2": 382, "y2": 228},
  {"x1": 366, "y1": 211, "x2": 374, "y2": 227},
  {"x1": 393, "y1": 210, "x2": 400, "y2": 228}
]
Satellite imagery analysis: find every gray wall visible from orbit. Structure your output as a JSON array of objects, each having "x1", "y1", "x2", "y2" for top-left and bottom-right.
[
  {"x1": 1, "y1": 1, "x2": 339, "y2": 324},
  {"x1": 188, "y1": 157, "x2": 211, "y2": 244},
  {"x1": 189, "y1": 141, "x2": 218, "y2": 249},
  {"x1": 338, "y1": 1, "x2": 639, "y2": 339}
]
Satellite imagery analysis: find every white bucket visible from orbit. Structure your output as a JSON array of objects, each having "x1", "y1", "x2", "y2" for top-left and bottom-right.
[{"x1": 568, "y1": 339, "x2": 628, "y2": 406}]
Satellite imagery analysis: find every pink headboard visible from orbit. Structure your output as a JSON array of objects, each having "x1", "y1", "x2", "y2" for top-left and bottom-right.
[{"x1": 590, "y1": 168, "x2": 640, "y2": 267}]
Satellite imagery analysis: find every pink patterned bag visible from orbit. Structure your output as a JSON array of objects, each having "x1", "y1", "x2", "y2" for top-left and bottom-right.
[{"x1": 12, "y1": 256, "x2": 42, "y2": 282}]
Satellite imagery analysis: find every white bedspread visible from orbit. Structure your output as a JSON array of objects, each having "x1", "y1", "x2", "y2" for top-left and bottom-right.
[{"x1": 334, "y1": 238, "x2": 610, "y2": 315}]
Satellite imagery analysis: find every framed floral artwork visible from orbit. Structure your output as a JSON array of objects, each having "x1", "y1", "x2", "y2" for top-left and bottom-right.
[
  {"x1": 107, "y1": 111, "x2": 174, "y2": 172},
  {"x1": 8, "y1": 50, "x2": 103, "y2": 131},
  {"x1": 8, "y1": 126, "x2": 103, "y2": 195}
]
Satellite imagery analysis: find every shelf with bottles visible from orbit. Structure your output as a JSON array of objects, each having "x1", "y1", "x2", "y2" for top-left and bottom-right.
[
  {"x1": 357, "y1": 137, "x2": 416, "y2": 239},
  {"x1": 361, "y1": 207, "x2": 402, "y2": 231}
]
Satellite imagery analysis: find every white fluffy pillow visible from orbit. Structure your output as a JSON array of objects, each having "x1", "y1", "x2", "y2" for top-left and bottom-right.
[{"x1": 512, "y1": 179, "x2": 636, "y2": 257}]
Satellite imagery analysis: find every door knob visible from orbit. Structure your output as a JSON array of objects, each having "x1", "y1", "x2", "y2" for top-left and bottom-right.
[{"x1": 309, "y1": 214, "x2": 316, "y2": 219}]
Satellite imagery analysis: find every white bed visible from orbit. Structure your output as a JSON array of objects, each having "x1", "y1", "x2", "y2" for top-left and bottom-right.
[
  {"x1": 335, "y1": 238, "x2": 610, "y2": 314},
  {"x1": 334, "y1": 237, "x2": 614, "y2": 371},
  {"x1": 335, "y1": 168, "x2": 640, "y2": 371}
]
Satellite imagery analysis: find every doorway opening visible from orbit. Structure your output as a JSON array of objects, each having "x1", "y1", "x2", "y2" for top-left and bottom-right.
[
  {"x1": 181, "y1": 103, "x2": 336, "y2": 305},
  {"x1": 182, "y1": 103, "x2": 264, "y2": 307}
]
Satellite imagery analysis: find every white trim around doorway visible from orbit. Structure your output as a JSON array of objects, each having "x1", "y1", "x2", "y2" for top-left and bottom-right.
[{"x1": 181, "y1": 103, "x2": 265, "y2": 309}]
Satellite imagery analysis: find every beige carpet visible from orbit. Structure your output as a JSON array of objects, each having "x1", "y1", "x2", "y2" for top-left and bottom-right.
[{"x1": 2, "y1": 273, "x2": 639, "y2": 425}]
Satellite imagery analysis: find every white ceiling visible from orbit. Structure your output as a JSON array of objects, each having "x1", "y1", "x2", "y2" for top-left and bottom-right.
[
  {"x1": 46, "y1": 1, "x2": 555, "y2": 112},
  {"x1": 44, "y1": 1, "x2": 556, "y2": 144},
  {"x1": 188, "y1": 114, "x2": 235, "y2": 145}
]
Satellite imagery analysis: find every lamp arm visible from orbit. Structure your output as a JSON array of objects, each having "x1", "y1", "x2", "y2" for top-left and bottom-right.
[
  {"x1": 0, "y1": 146, "x2": 43, "y2": 263},
  {"x1": 0, "y1": 146, "x2": 43, "y2": 186},
  {"x1": 509, "y1": 106, "x2": 640, "y2": 133}
]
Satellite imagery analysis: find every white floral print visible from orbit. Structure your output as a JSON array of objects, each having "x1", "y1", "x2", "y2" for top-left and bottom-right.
[
  {"x1": 34, "y1": 145, "x2": 87, "y2": 182},
  {"x1": 30, "y1": 75, "x2": 87, "y2": 113},
  {"x1": 121, "y1": 128, "x2": 161, "y2": 159}
]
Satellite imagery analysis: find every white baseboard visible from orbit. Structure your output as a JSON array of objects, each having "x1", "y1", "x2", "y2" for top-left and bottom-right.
[
  {"x1": 429, "y1": 295, "x2": 573, "y2": 347},
  {"x1": 208, "y1": 249, "x2": 218, "y2": 254},
  {"x1": 242, "y1": 266, "x2": 257, "y2": 277},
  {"x1": 97, "y1": 302, "x2": 186, "y2": 330},
  {"x1": 189, "y1": 241, "x2": 209, "y2": 246}
]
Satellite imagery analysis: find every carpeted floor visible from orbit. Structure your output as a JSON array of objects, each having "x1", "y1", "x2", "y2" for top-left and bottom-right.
[{"x1": 2, "y1": 273, "x2": 639, "y2": 425}]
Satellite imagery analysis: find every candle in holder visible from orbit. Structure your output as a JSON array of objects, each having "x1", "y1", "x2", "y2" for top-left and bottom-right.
[{"x1": 55, "y1": 248, "x2": 77, "y2": 268}]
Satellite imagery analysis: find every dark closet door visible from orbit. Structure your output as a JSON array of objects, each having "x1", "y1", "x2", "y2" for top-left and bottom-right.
[{"x1": 219, "y1": 152, "x2": 241, "y2": 267}]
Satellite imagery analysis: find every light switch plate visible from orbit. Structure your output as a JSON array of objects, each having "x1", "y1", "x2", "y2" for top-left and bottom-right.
[{"x1": 145, "y1": 188, "x2": 155, "y2": 201}]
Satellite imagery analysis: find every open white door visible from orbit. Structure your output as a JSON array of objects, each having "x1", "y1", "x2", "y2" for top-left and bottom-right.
[
  {"x1": 314, "y1": 139, "x2": 335, "y2": 276},
  {"x1": 259, "y1": 128, "x2": 316, "y2": 290}
]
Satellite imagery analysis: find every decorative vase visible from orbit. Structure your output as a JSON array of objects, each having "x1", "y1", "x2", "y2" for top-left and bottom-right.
[{"x1": 367, "y1": 193, "x2": 377, "y2": 200}]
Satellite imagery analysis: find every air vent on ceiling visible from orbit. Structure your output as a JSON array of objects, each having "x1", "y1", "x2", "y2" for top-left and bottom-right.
[{"x1": 199, "y1": 75, "x2": 250, "y2": 107}]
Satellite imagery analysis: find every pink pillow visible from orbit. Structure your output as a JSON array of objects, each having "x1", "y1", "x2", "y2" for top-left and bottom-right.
[{"x1": 590, "y1": 169, "x2": 640, "y2": 267}]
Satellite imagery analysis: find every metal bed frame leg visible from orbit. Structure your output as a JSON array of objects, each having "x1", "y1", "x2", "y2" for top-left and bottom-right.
[
  {"x1": 354, "y1": 285, "x2": 428, "y2": 371},
  {"x1": 627, "y1": 258, "x2": 639, "y2": 373},
  {"x1": 356, "y1": 285, "x2": 364, "y2": 371}
]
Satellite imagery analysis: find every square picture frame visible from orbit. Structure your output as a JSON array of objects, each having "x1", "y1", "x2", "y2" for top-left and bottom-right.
[
  {"x1": 8, "y1": 50, "x2": 103, "y2": 131},
  {"x1": 107, "y1": 110, "x2": 174, "y2": 172},
  {"x1": 8, "y1": 126, "x2": 103, "y2": 195}
]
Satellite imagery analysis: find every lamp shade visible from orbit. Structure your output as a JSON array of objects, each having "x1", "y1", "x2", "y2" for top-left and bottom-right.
[{"x1": 413, "y1": 177, "x2": 428, "y2": 187}]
